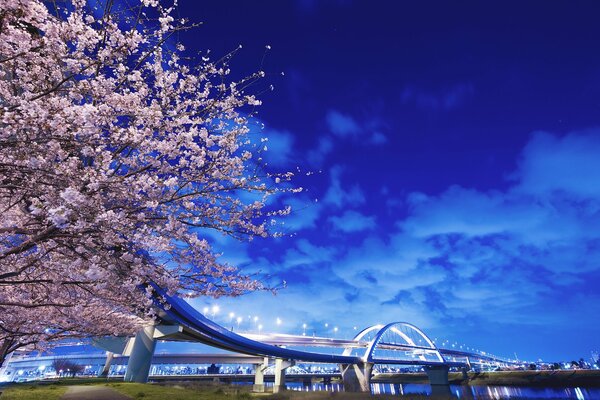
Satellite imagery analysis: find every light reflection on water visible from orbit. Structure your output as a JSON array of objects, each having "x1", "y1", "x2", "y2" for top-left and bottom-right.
[{"x1": 280, "y1": 382, "x2": 600, "y2": 399}]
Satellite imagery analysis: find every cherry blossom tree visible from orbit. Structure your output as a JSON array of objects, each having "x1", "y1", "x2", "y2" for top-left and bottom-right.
[{"x1": 0, "y1": 0, "x2": 293, "y2": 366}]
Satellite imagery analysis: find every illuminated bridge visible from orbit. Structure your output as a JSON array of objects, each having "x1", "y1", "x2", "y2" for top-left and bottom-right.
[{"x1": 93, "y1": 284, "x2": 518, "y2": 395}]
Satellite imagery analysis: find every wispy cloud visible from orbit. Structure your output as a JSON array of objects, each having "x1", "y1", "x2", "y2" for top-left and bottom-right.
[
  {"x1": 192, "y1": 129, "x2": 600, "y2": 359},
  {"x1": 307, "y1": 136, "x2": 334, "y2": 166},
  {"x1": 305, "y1": 110, "x2": 388, "y2": 168},
  {"x1": 326, "y1": 110, "x2": 360, "y2": 138},
  {"x1": 513, "y1": 130, "x2": 600, "y2": 198},
  {"x1": 262, "y1": 128, "x2": 296, "y2": 167},
  {"x1": 329, "y1": 210, "x2": 376, "y2": 232},
  {"x1": 322, "y1": 165, "x2": 366, "y2": 208},
  {"x1": 401, "y1": 82, "x2": 474, "y2": 111}
]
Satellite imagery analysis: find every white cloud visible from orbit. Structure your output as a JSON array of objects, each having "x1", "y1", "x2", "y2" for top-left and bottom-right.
[
  {"x1": 322, "y1": 165, "x2": 366, "y2": 208},
  {"x1": 280, "y1": 195, "x2": 323, "y2": 231},
  {"x1": 329, "y1": 210, "x2": 376, "y2": 232},
  {"x1": 262, "y1": 128, "x2": 295, "y2": 167},
  {"x1": 370, "y1": 131, "x2": 388, "y2": 145},
  {"x1": 326, "y1": 110, "x2": 360, "y2": 138},
  {"x1": 307, "y1": 136, "x2": 334, "y2": 166},
  {"x1": 190, "y1": 129, "x2": 600, "y2": 358},
  {"x1": 514, "y1": 130, "x2": 600, "y2": 198}
]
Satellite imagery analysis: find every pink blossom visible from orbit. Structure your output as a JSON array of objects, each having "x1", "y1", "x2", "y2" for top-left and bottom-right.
[{"x1": 0, "y1": 0, "x2": 296, "y2": 366}]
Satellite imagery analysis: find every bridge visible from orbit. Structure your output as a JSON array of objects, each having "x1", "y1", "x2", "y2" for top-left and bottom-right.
[{"x1": 96, "y1": 284, "x2": 518, "y2": 395}]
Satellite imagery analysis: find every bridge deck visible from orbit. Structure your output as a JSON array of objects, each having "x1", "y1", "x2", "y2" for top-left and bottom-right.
[{"x1": 149, "y1": 284, "x2": 512, "y2": 368}]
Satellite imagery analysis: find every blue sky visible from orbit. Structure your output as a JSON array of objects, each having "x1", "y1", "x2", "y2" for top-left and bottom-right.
[{"x1": 173, "y1": 1, "x2": 600, "y2": 361}]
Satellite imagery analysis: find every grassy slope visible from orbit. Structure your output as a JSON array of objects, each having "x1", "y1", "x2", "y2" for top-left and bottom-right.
[
  {"x1": 0, "y1": 383, "x2": 68, "y2": 400},
  {"x1": 108, "y1": 383, "x2": 433, "y2": 400},
  {"x1": 0, "y1": 381, "x2": 438, "y2": 400},
  {"x1": 5, "y1": 371, "x2": 597, "y2": 399},
  {"x1": 0, "y1": 381, "x2": 244, "y2": 400},
  {"x1": 375, "y1": 370, "x2": 600, "y2": 387},
  {"x1": 108, "y1": 382, "x2": 251, "y2": 399},
  {"x1": 467, "y1": 370, "x2": 600, "y2": 387}
]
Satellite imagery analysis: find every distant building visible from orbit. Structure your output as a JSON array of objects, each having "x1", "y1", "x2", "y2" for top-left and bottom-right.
[{"x1": 592, "y1": 350, "x2": 599, "y2": 364}]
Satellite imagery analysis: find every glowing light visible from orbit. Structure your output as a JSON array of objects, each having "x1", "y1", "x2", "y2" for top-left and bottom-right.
[{"x1": 276, "y1": 317, "x2": 282, "y2": 325}]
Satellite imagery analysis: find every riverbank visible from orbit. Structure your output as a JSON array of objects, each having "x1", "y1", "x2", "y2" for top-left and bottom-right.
[
  {"x1": 374, "y1": 370, "x2": 600, "y2": 387},
  {"x1": 0, "y1": 380, "x2": 435, "y2": 400}
]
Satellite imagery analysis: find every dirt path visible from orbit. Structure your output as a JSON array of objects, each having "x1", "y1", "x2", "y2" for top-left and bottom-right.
[{"x1": 61, "y1": 385, "x2": 131, "y2": 400}]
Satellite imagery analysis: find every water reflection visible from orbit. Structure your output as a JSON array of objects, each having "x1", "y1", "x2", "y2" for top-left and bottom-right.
[{"x1": 282, "y1": 382, "x2": 600, "y2": 399}]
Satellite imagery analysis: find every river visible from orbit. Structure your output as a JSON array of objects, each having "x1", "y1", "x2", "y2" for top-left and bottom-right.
[{"x1": 277, "y1": 382, "x2": 600, "y2": 399}]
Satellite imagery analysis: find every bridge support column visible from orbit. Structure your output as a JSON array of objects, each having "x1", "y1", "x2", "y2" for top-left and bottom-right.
[
  {"x1": 339, "y1": 362, "x2": 373, "y2": 393},
  {"x1": 461, "y1": 367, "x2": 469, "y2": 381},
  {"x1": 273, "y1": 358, "x2": 294, "y2": 393},
  {"x1": 424, "y1": 365, "x2": 451, "y2": 396},
  {"x1": 253, "y1": 357, "x2": 269, "y2": 393},
  {"x1": 98, "y1": 351, "x2": 114, "y2": 378},
  {"x1": 124, "y1": 325, "x2": 156, "y2": 383}
]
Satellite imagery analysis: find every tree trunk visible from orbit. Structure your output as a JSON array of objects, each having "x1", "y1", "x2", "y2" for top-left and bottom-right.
[{"x1": 0, "y1": 338, "x2": 17, "y2": 369}]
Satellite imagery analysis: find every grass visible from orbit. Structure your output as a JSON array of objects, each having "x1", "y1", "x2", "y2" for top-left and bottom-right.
[
  {"x1": 0, "y1": 382, "x2": 68, "y2": 400},
  {"x1": 109, "y1": 382, "x2": 434, "y2": 400},
  {"x1": 0, "y1": 380, "x2": 446, "y2": 400},
  {"x1": 466, "y1": 369, "x2": 600, "y2": 387},
  {"x1": 375, "y1": 369, "x2": 600, "y2": 387},
  {"x1": 108, "y1": 383, "x2": 440, "y2": 400},
  {"x1": 3, "y1": 371, "x2": 598, "y2": 399},
  {"x1": 107, "y1": 382, "x2": 255, "y2": 399}
]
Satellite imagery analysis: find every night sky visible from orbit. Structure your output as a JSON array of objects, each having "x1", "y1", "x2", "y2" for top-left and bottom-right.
[{"x1": 173, "y1": 1, "x2": 600, "y2": 362}]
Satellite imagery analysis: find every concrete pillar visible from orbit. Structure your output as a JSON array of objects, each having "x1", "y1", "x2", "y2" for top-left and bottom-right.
[
  {"x1": 252, "y1": 357, "x2": 269, "y2": 393},
  {"x1": 424, "y1": 364, "x2": 451, "y2": 396},
  {"x1": 273, "y1": 358, "x2": 294, "y2": 393},
  {"x1": 124, "y1": 326, "x2": 156, "y2": 383},
  {"x1": 461, "y1": 366, "x2": 470, "y2": 381},
  {"x1": 98, "y1": 351, "x2": 114, "y2": 378},
  {"x1": 339, "y1": 363, "x2": 373, "y2": 393}
]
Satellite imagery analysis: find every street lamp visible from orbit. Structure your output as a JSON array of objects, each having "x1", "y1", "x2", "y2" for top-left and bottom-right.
[
  {"x1": 229, "y1": 312, "x2": 235, "y2": 330},
  {"x1": 302, "y1": 323, "x2": 307, "y2": 336},
  {"x1": 236, "y1": 316, "x2": 242, "y2": 331}
]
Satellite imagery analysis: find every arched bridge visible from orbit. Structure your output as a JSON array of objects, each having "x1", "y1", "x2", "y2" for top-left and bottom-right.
[{"x1": 104, "y1": 284, "x2": 516, "y2": 394}]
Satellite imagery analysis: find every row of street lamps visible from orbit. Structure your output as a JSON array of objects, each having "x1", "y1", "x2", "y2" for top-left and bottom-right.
[
  {"x1": 199, "y1": 305, "x2": 501, "y2": 359},
  {"x1": 199, "y1": 304, "x2": 350, "y2": 336}
]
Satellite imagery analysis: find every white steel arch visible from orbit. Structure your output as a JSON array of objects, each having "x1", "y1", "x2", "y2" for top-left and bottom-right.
[
  {"x1": 342, "y1": 324, "x2": 383, "y2": 357},
  {"x1": 364, "y1": 322, "x2": 445, "y2": 364}
]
